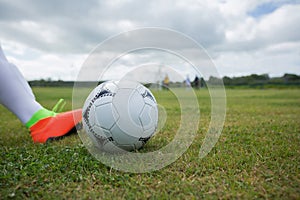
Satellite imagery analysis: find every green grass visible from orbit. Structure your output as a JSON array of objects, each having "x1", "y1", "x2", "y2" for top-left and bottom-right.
[{"x1": 1, "y1": 87, "x2": 299, "y2": 199}]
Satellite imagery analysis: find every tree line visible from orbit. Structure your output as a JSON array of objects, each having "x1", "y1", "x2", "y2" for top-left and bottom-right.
[
  {"x1": 209, "y1": 73, "x2": 300, "y2": 88},
  {"x1": 28, "y1": 73, "x2": 300, "y2": 88}
]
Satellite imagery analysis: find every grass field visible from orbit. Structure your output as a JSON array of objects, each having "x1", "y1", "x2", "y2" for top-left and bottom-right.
[{"x1": 0, "y1": 87, "x2": 299, "y2": 199}]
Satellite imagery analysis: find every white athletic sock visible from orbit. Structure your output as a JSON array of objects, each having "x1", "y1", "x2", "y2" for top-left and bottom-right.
[{"x1": 0, "y1": 45, "x2": 42, "y2": 124}]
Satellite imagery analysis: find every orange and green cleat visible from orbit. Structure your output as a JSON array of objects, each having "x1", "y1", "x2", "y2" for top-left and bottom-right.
[{"x1": 26, "y1": 99, "x2": 82, "y2": 143}]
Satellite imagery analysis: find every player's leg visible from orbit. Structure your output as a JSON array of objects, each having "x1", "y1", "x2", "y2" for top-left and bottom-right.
[
  {"x1": 0, "y1": 45, "x2": 44, "y2": 124},
  {"x1": 0, "y1": 45, "x2": 82, "y2": 143}
]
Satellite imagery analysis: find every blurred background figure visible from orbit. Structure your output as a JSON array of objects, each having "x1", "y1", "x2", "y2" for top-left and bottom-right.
[
  {"x1": 184, "y1": 75, "x2": 191, "y2": 88},
  {"x1": 163, "y1": 74, "x2": 170, "y2": 89},
  {"x1": 192, "y1": 76, "x2": 200, "y2": 89}
]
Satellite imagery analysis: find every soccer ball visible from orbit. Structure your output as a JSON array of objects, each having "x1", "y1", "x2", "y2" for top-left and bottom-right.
[{"x1": 82, "y1": 80, "x2": 158, "y2": 152}]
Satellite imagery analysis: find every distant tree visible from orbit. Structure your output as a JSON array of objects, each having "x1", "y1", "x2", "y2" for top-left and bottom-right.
[
  {"x1": 208, "y1": 76, "x2": 223, "y2": 85},
  {"x1": 283, "y1": 73, "x2": 300, "y2": 81},
  {"x1": 223, "y1": 76, "x2": 232, "y2": 85}
]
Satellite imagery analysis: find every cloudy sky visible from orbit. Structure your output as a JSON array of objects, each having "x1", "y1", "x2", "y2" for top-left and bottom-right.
[{"x1": 0, "y1": 0, "x2": 299, "y2": 81}]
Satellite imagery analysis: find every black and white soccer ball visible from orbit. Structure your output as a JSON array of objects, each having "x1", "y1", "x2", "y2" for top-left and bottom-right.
[{"x1": 82, "y1": 80, "x2": 158, "y2": 152}]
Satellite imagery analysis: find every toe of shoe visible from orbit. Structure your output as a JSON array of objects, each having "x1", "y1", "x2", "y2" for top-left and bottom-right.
[{"x1": 31, "y1": 109, "x2": 83, "y2": 143}]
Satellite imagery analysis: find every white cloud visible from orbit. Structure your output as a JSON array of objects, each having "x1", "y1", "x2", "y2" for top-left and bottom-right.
[
  {"x1": 0, "y1": 0, "x2": 299, "y2": 81},
  {"x1": 215, "y1": 41, "x2": 300, "y2": 77},
  {"x1": 3, "y1": 41, "x2": 86, "y2": 81}
]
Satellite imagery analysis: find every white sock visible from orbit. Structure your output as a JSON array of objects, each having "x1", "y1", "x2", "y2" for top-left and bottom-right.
[{"x1": 0, "y1": 45, "x2": 42, "y2": 124}]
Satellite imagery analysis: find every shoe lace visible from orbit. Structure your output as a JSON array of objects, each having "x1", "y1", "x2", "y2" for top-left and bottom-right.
[{"x1": 52, "y1": 98, "x2": 66, "y2": 113}]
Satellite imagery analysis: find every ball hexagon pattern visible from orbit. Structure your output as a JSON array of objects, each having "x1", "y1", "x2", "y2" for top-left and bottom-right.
[{"x1": 82, "y1": 80, "x2": 158, "y2": 152}]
